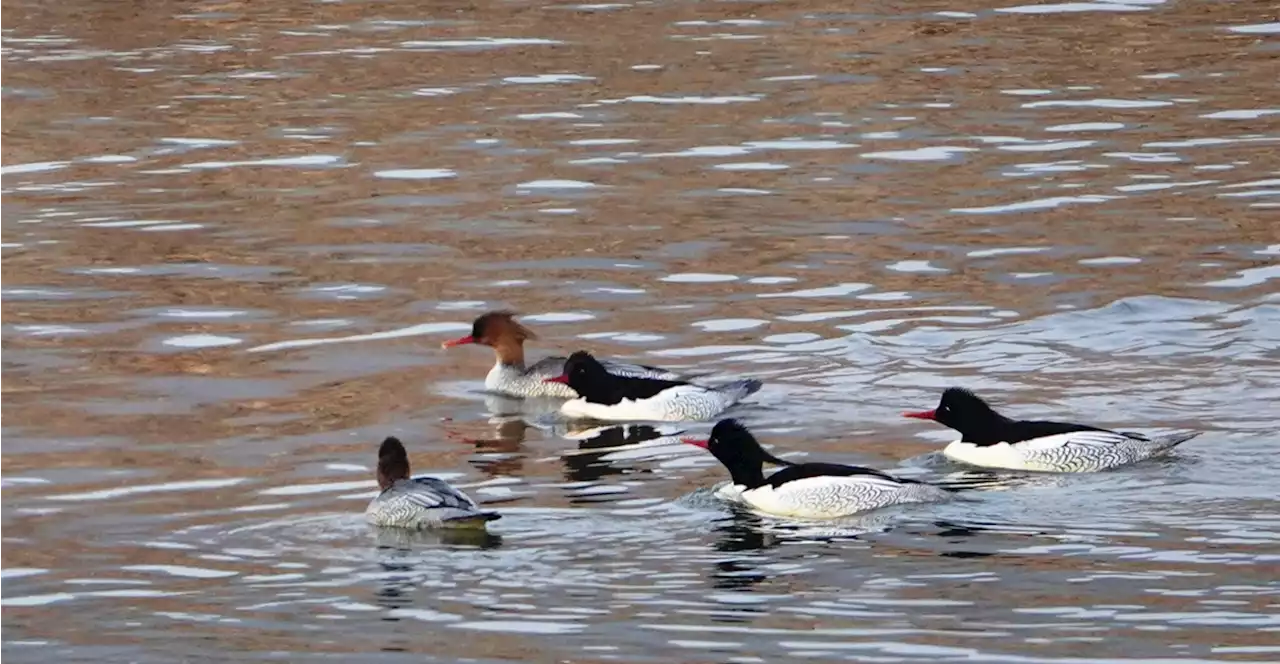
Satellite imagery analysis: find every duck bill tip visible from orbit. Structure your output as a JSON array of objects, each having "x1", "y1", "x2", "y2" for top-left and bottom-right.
[
  {"x1": 543, "y1": 375, "x2": 569, "y2": 384},
  {"x1": 681, "y1": 437, "x2": 709, "y2": 449},
  {"x1": 903, "y1": 409, "x2": 937, "y2": 421},
  {"x1": 441, "y1": 335, "x2": 474, "y2": 349}
]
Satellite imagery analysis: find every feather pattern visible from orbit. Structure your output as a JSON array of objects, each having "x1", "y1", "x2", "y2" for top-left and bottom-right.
[
  {"x1": 736, "y1": 474, "x2": 952, "y2": 520},
  {"x1": 907, "y1": 388, "x2": 1202, "y2": 473},
  {"x1": 942, "y1": 430, "x2": 1201, "y2": 472},
  {"x1": 561, "y1": 380, "x2": 762, "y2": 422},
  {"x1": 691, "y1": 419, "x2": 952, "y2": 519},
  {"x1": 366, "y1": 477, "x2": 499, "y2": 529},
  {"x1": 486, "y1": 357, "x2": 685, "y2": 399}
]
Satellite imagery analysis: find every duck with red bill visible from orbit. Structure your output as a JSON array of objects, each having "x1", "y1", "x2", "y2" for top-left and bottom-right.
[
  {"x1": 902, "y1": 409, "x2": 936, "y2": 420},
  {"x1": 544, "y1": 351, "x2": 762, "y2": 422},
  {"x1": 683, "y1": 420, "x2": 953, "y2": 519},
  {"x1": 440, "y1": 310, "x2": 691, "y2": 399},
  {"x1": 902, "y1": 387, "x2": 1201, "y2": 472}
]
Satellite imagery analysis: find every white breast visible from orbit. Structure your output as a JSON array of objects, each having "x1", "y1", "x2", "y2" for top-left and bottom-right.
[{"x1": 485, "y1": 363, "x2": 577, "y2": 399}]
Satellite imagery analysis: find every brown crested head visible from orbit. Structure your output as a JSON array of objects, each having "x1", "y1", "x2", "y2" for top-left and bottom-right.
[
  {"x1": 470, "y1": 311, "x2": 537, "y2": 346},
  {"x1": 440, "y1": 311, "x2": 536, "y2": 366},
  {"x1": 376, "y1": 436, "x2": 411, "y2": 490}
]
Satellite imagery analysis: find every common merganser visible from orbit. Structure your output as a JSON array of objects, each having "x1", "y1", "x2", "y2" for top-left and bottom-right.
[
  {"x1": 544, "y1": 351, "x2": 762, "y2": 422},
  {"x1": 904, "y1": 387, "x2": 1201, "y2": 473},
  {"x1": 683, "y1": 420, "x2": 953, "y2": 519},
  {"x1": 365, "y1": 437, "x2": 500, "y2": 529},
  {"x1": 442, "y1": 311, "x2": 688, "y2": 398}
]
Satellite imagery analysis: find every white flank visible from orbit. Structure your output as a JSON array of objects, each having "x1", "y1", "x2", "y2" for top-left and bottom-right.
[
  {"x1": 943, "y1": 441, "x2": 1046, "y2": 470},
  {"x1": 942, "y1": 430, "x2": 1149, "y2": 472},
  {"x1": 738, "y1": 474, "x2": 925, "y2": 519},
  {"x1": 560, "y1": 395, "x2": 670, "y2": 421},
  {"x1": 713, "y1": 482, "x2": 747, "y2": 502},
  {"x1": 560, "y1": 385, "x2": 734, "y2": 422}
]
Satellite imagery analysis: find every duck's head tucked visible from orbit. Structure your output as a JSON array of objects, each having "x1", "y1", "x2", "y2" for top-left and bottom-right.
[
  {"x1": 904, "y1": 387, "x2": 1003, "y2": 435},
  {"x1": 544, "y1": 350, "x2": 612, "y2": 393},
  {"x1": 377, "y1": 436, "x2": 412, "y2": 491},
  {"x1": 441, "y1": 311, "x2": 535, "y2": 365},
  {"x1": 682, "y1": 419, "x2": 770, "y2": 487}
]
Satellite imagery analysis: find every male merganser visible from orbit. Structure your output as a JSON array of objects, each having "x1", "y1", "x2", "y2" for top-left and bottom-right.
[
  {"x1": 544, "y1": 351, "x2": 762, "y2": 422},
  {"x1": 365, "y1": 437, "x2": 500, "y2": 529},
  {"x1": 442, "y1": 311, "x2": 688, "y2": 398},
  {"x1": 683, "y1": 420, "x2": 953, "y2": 519},
  {"x1": 903, "y1": 387, "x2": 1201, "y2": 473}
]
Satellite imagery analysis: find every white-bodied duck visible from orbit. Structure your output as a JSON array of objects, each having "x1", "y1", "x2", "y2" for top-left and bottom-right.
[{"x1": 904, "y1": 387, "x2": 1201, "y2": 473}]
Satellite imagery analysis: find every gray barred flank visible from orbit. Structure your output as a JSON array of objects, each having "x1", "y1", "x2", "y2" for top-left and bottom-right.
[
  {"x1": 1023, "y1": 431, "x2": 1201, "y2": 472},
  {"x1": 366, "y1": 477, "x2": 495, "y2": 529},
  {"x1": 762, "y1": 478, "x2": 952, "y2": 516}
]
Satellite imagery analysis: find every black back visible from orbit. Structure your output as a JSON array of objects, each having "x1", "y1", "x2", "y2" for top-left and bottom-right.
[
  {"x1": 763, "y1": 462, "x2": 908, "y2": 488},
  {"x1": 705, "y1": 420, "x2": 868, "y2": 490},
  {"x1": 933, "y1": 387, "x2": 1123, "y2": 446},
  {"x1": 561, "y1": 351, "x2": 687, "y2": 404}
]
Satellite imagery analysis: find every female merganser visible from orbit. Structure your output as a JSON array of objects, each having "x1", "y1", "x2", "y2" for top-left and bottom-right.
[
  {"x1": 683, "y1": 420, "x2": 953, "y2": 519},
  {"x1": 544, "y1": 351, "x2": 762, "y2": 422},
  {"x1": 442, "y1": 311, "x2": 688, "y2": 398},
  {"x1": 903, "y1": 387, "x2": 1201, "y2": 473},
  {"x1": 366, "y1": 437, "x2": 500, "y2": 529}
]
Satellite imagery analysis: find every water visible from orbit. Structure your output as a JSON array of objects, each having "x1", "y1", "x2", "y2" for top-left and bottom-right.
[{"x1": 3, "y1": 0, "x2": 1278, "y2": 661}]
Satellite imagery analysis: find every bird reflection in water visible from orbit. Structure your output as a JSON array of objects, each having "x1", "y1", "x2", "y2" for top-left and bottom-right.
[
  {"x1": 369, "y1": 527, "x2": 504, "y2": 624},
  {"x1": 558, "y1": 423, "x2": 685, "y2": 483}
]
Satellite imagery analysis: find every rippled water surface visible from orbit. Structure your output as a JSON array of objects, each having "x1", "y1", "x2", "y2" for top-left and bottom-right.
[{"x1": 3, "y1": 0, "x2": 1279, "y2": 661}]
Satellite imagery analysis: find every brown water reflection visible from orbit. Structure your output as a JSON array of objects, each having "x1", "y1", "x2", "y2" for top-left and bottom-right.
[{"x1": 3, "y1": 0, "x2": 1278, "y2": 661}]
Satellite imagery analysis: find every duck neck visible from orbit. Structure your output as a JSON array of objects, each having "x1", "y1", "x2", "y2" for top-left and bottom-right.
[
  {"x1": 960, "y1": 414, "x2": 1014, "y2": 447},
  {"x1": 724, "y1": 458, "x2": 767, "y2": 490},
  {"x1": 492, "y1": 338, "x2": 526, "y2": 369}
]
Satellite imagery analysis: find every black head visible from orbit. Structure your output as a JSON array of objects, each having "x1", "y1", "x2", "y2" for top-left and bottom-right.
[
  {"x1": 904, "y1": 387, "x2": 1004, "y2": 435},
  {"x1": 683, "y1": 419, "x2": 771, "y2": 487},
  {"x1": 377, "y1": 436, "x2": 411, "y2": 490},
  {"x1": 545, "y1": 350, "x2": 613, "y2": 393}
]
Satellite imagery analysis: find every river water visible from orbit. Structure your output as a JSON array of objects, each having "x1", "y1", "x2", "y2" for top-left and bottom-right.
[{"x1": 3, "y1": 0, "x2": 1279, "y2": 661}]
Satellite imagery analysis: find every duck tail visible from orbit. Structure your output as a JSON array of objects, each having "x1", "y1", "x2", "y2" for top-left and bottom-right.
[
  {"x1": 1150, "y1": 431, "x2": 1201, "y2": 452},
  {"x1": 719, "y1": 379, "x2": 763, "y2": 400},
  {"x1": 929, "y1": 472, "x2": 1025, "y2": 494},
  {"x1": 442, "y1": 512, "x2": 502, "y2": 528}
]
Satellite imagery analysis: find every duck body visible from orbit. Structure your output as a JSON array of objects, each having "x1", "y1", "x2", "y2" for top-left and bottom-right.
[
  {"x1": 366, "y1": 477, "x2": 499, "y2": 529},
  {"x1": 443, "y1": 311, "x2": 689, "y2": 399},
  {"x1": 548, "y1": 352, "x2": 762, "y2": 422},
  {"x1": 728, "y1": 463, "x2": 953, "y2": 519},
  {"x1": 686, "y1": 420, "x2": 952, "y2": 519},
  {"x1": 485, "y1": 355, "x2": 684, "y2": 399},
  {"x1": 906, "y1": 388, "x2": 1201, "y2": 473},
  {"x1": 939, "y1": 430, "x2": 1201, "y2": 473},
  {"x1": 366, "y1": 437, "x2": 499, "y2": 529}
]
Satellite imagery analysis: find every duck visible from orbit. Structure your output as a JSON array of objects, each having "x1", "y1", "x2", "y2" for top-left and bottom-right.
[
  {"x1": 544, "y1": 351, "x2": 762, "y2": 422},
  {"x1": 365, "y1": 436, "x2": 500, "y2": 529},
  {"x1": 682, "y1": 420, "x2": 953, "y2": 519},
  {"x1": 903, "y1": 387, "x2": 1201, "y2": 473},
  {"x1": 441, "y1": 311, "x2": 689, "y2": 398}
]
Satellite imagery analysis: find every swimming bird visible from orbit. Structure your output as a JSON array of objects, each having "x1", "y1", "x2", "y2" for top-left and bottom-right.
[
  {"x1": 365, "y1": 437, "x2": 500, "y2": 529},
  {"x1": 545, "y1": 351, "x2": 762, "y2": 422},
  {"x1": 683, "y1": 420, "x2": 953, "y2": 519},
  {"x1": 442, "y1": 311, "x2": 688, "y2": 398},
  {"x1": 903, "y1": 387, "x2": 1201, "y2": 472}
]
